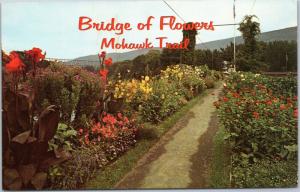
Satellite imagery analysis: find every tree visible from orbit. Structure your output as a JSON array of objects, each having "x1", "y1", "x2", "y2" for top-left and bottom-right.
[
  {"x1": 182, "y1": 22, "x2": 198, "y2": 51},
  {"x1": 238, "y1": 15, "x2": 261, "y2": 57},
  {"x1": 181, "y1": 22, "x2": 198, "y2": 65}
]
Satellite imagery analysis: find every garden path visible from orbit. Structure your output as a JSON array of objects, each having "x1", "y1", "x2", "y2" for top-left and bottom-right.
[{"x1": 115, "y1": 86, "x2": 222, "y2": 189}]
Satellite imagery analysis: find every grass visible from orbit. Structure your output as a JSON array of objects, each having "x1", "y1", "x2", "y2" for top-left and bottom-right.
[
  {"x1": 209, "y1": 125, "x2": 231, "y2": 188},
  {"x1": 85, "y1": 87, "x2": 216, "y2": 189},
  {"x1": 232, "y1": 159, "x2": 298, "y2": 188},
  {"x1": 209, "y1": 124, "x2": 297, "y2": 188}
]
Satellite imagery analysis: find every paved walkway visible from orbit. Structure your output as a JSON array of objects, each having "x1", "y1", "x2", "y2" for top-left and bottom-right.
[{"x1": 115, "y1": 86, "x2": 222, "y2": 189}]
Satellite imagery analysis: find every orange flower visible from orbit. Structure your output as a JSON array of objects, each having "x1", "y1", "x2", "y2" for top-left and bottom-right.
[
  {"x1": 231, "y1": 92, "x2": 240, "y2": 98},
  {"x1": 294, "y1": 109, "x2": 298, "y2": 118},
  {"x1": 99, "y1": 69, "x2": 109, "y2": 80},
  {"x1": 266, "y1": 100, "x2": 272, "y2": 105},
  {"x1": 5, "y1": 51, "x2": 25, "y2": 73},
  {"x1": 253, "y1": 111, "x2": 259, "y2": 119},
  {"x1": 279, "y1": 104, "x2": 286, "y2": 110},
  {"x1": 104, "y1": 57, "x2": 113, "y2": 67}
]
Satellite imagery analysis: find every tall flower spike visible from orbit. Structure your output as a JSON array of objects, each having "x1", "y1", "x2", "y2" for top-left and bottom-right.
[
  {"x1": 99, "y1": 69, "x2": 109, "y2": 81},
  {"x1": 5, "y1": 51, "x2": 25, "y2": 73},
  {"x1": 99, "y1": 51, "x2": 106, "y2": 58},
  {"x1": 104, "y1": 57, "x2": 113, "y2": 67},
  {"x1": 25, "y1": 47, "x2": 45, "y2": 63}
]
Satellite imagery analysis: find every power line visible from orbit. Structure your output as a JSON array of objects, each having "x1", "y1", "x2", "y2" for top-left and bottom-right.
[
  {"x1": 162, "y1": 0, "x2": 186, "y2": 23},
  {"x1": 214, "y1": 23, "x2": 239, "y2": 26},
  {"x1": 161, "y1": 0, "x2": 209, "y2": 48}
]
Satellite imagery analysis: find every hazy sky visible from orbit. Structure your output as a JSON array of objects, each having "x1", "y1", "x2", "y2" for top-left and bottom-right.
[{"x1": 1, "y1": 0, "x2": 297, "y2": 59}]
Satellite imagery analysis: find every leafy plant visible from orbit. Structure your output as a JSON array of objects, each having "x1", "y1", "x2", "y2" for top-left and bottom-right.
[{"x1": 48, "y1": 123, "x2": 77, "y2": 153}]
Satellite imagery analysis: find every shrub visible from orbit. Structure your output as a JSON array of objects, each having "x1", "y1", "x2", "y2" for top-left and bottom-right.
[
  {"x1": 48, "y1": 131, "x2": 137, "y2": 189},
  {"x1": 216, "y1": 72, "x2": 297, "y2": 161},
  {"x1": 215, "y1": 72, "x2": 298, "y2": 187},
  {"x1": 48, "y1": 123, "x2": 78, "y2": 153},
  {"x1": 204, "y1": 76, "x2": 215, "y2": 89},
  {"x1": 77, "y1": 112, "x2": 138, "y2": 145},
  {"x1": 30, "y1": 62, "x2": 102, "y2": 127},
  {"x1": 139, "y1": 78, "x2": 184, "y2": 123}
]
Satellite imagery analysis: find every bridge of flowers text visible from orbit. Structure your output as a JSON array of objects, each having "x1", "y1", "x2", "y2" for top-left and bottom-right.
[{"x1": 78, "y1": 16, "x2": 214, "y2": 50}]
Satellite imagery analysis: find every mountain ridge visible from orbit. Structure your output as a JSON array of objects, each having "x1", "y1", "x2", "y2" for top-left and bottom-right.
[{"x1": 72, "y1": 26, "x2": 297, "y2": 65}]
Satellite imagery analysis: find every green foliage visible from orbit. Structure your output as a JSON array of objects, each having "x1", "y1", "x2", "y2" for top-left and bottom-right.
[
  {"x1": 238, "y1": 15, "x2": 261, "y2": 56},
  {"x1": 209, "y1": 126, "x2": 231, "y2": 188},
  {"x1": 138, "y1": 64, "x2": 209, "y2": 123},
  {"x1": 48, "y1": 133, "x2": 137, "y2": 189},
  {"x1": 139, "y1": 78, "x2": 184, "y2": 123},
  {"x1": 263, "y1": 41, "x2": 297, "y2": 72},
  {"x1": 236, "y1": 57, "x2": 268, "y2": 72},
  {"x1": 48, "y1": 123, "x2": 77, "y2": 152},
  {"x1": 204, "y1": 76, "x2": 215, "y2": 89},
  {"x1": 32, "y1": 62, "x2": 102, "y2": 128},
  {"x1": 215, "y1": 72, "x2": 298, "y2": 187},
  {"x1": 217, "y1": 72, "x2": 297, "y2": 161},
  {"x1": 232, "y1": 159, "x2": 297, "y2": 188}
]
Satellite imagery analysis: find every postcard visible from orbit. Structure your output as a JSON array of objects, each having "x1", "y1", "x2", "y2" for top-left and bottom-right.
[{"x1": 1, "y1": 0, "x2": 298, "y2": 190}]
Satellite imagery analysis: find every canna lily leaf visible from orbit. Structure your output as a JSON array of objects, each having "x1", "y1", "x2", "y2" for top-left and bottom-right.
[
  {"x1": 31, "y1": 172, "x2": 47, "y2": 190},
  {"x1": 11, "y1": 130, "x2": 31, "y2": 144},
  {"x1": 18, "y1": 164, "x2": 37, "y2": 185}
]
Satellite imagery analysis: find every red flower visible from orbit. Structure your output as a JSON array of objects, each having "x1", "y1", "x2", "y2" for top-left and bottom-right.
[
  {"x1": 223, "y1": 97, "x2": 229, "y2": 102},
  {"x1": 84, "y1": 134, "x2": 90, "y2": 145},
  {"x1": 99, "y1": 69, "x2": 109, "y2": 80},
  {"x1": 253, "y1": 112, "x2": 259, "y2": 119},
  {"x1": 279, "y1": 104, "x2": 286, "y2": 110},
  {"x1": 78, "y1": 128, "x2": 83, "y2": 134},
  {"x1": 99, "y1": 51, "x2": 106, "y2": 58},
  {"x1": 293, "y1": 96, "x2": 297, "y2": 101},
  {"x1": 104, "y1": 57, "x2": 113, "y2": 67},
  {"x1": 102, "y1": 114, "x2": 117, "y2": 125},
  {"x1": 92, "y1": 122, "x2": 101, "y2": 133},
  {"x1": 231, "y1": 92, "x2": 240, "y2": 98},
  {"x1": 294, "y1": 109, "x2": 298, "y2": 118},
  {"x1": 5, "y1": 51, "x2": 25, "y2": 73},
  {"x1": 117, "y1": 112, "x2": 123, "y2": 119},
  {"x1": 25, "y1": 47, "x2": 45, "y2": 63},
  {"x1": 124, "y1": 117, "x2": 129, "y2": 124},
  {"x1": 266, "y1": 100, "x2": 272, "y2": 105}
]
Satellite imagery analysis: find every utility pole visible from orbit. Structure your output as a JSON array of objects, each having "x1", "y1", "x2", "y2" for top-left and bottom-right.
[{"x1": 233, "y1": 0, "x2": 236, "y2": 72}]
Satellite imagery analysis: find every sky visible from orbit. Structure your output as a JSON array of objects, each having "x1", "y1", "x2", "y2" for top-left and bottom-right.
[{"x1": 1, "y1": 0, "x2": 298, "y2": 59}]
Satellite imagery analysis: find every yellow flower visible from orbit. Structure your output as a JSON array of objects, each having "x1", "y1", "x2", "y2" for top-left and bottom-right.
[{"x1": 145, "y1": 76, "x2": 150, "y2": 82}]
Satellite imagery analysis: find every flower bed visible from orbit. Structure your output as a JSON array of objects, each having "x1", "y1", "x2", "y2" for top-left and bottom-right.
[
  {"x1": 214, "y1": 72, "x2": 297, "y2": 187},
  {"x1": 2, "y1": 48, "x2": 221, "y2": 189}
]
